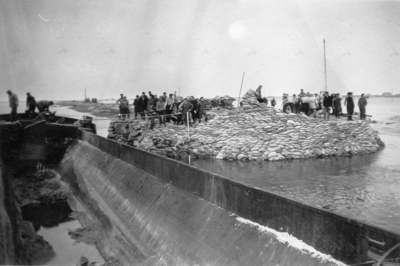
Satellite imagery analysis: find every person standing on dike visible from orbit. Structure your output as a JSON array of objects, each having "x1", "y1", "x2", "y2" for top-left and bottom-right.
[
  {"x1": 255, "y1": 85, "x2": 263, "y2": 102},
  {"x1": 26, "y1": 92, "x2": 36, "y2": 118},
  {"x1": 322, "y1": 91, "x2": 333, "y2": 121},
  {"x1": 179, "y1": 98, "x2": 193, "y2": 126},
  {"x1": 332, "y1": 94, "x2": 342, "y2": 118},
  {"x1": 358, "y1": 93, "x2": 368, "y2": 120},
  {"x1": 271, "y1": 98, "x2": 276, "y2": 107},
  {"x1": 139, "y1": 92, "x2": 148, "y2": 119},
  {"x1": 116, "y1": 94, "x2": 124, "y2": 115},
  {"x1": 7, "y1": 90, "x2": 19, "y2": 121},
  {"x1": 133, "y1": 95, "x2": 141, "y2": 118},
  {"x1": 165, "y1": 93, "x2": 174, "y2": 122},
  {"x1": 344, "y1": 92, "x2": 354, "y2": 121}
]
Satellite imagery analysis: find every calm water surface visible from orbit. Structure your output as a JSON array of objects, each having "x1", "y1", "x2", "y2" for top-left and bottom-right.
[{"x1": 187, "y1": 98, "x2": 400, "y2": 233}]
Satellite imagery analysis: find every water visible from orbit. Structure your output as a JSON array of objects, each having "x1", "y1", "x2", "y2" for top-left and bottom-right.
[
  {"x1": 187, "y1": 97, "x2": 400, "y2": 233},
  {"x1": 0, "y1": 102, "x2": 111, "y2": 137},
  {"x1": 32, "y1": 220, "x2": 104, "y2": 266},
  {"x1": 1, "y1": 98, "x2": 400, "y2": 233}
]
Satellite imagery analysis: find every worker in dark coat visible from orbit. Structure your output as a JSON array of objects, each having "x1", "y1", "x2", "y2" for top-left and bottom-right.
[
  {"x1": 133, "y1": 95, "x2": 142, "y2": 118},
  {"x1": 179, "y1": 98, "x2": 194, "y2": 126},
  {"x1": 26, "y1": 93, "x2": 36, "y2": 117},
  {"x1": 197, "y1": 97, "x2": 208, "y2": 123},
  {"x1": 190, "y1": 96, "x2": 198, "y2": 123},
  {"x1": 344, "y1": 92, "x2": 354, "y2": 121},
  {"x1": 36, "y1": 100, "x2": 54, "y2": 113},
  {"x1": 271, "y1": 98, "x2": 276, "y2": 107},
  {"x1": 139, "y1": 92, "x2": 148, "y2": 117}
]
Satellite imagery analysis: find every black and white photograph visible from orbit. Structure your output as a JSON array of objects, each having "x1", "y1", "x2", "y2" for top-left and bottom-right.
[{"x1": 1, "y1": 0, "x2": 400, "y2": 265}]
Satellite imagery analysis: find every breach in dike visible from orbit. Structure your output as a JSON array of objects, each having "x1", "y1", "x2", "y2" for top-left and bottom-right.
[{"x1": 108, "y1": 89, "x2": 384, "y2": 161}]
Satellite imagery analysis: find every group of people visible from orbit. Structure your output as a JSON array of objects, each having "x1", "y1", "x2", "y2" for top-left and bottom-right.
[
  {"x1": 116, "y1": 91, "x2": 209, "y2": 129},
  {"x1": 281, "y1": 89, "x2": 368, "y2": 121},
  {"x1": 6, "y1": 90, "x2": 54, "y2": 121}
]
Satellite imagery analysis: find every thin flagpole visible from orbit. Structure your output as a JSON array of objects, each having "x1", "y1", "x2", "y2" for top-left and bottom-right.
[
  {"x1": 236, "y1": 72, "x2": 245, "y2": 122},
  {"x1": 324, "y1": 39, "x2": 327, "y2": 91},
  {"x1": 237, "y1": 72, "x2": 245, "y2": 108}
]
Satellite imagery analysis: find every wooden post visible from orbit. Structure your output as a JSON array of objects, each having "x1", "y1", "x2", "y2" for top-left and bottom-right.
[
  {"x1": 237, "y1": 72, "x2": 245, "y2": 108},
  {"x1": 236, "y1": 72, "x2": 245, "y2": 122}
]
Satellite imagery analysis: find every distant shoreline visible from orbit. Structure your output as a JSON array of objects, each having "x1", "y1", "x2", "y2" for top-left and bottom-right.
[{"x1": 56, "y1": 101, "x2": 119, "y2": 119}]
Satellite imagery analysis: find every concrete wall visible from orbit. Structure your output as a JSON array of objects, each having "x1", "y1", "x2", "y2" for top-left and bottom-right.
[
  {"x1": 80, "y1": 130, "x2": 400, "y2": 264},
  {"x1": 0, "y1": 159, "x2": 29, "y2": 265},
  {"x1": 0, "y1": 123, "x2": 22, "y2": 165},
  {"x1": 58, "y1": 140, "x2": 343, "y2": 266}
]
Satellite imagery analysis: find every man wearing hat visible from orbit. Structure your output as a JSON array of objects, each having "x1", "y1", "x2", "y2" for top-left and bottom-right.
[
  {"x1": 344, "y1": 92, "x2": 354, "y2": 121},
  {"x1": 358, "y1": 93, "x2": 368, "y2": 120},
  {"x1": 6, "y1": 90, "x2": 18, "y2": 121},
  {"x1": 26, "y1": 93, "x2": 36, "y2": 118}
]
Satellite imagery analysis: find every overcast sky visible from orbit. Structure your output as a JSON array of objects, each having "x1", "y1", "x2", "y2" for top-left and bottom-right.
[{"x1": 1, "y1": 0, "x2": 399, "y2": 101}]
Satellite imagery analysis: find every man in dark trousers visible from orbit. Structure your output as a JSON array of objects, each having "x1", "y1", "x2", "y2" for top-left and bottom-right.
[
  {"x1": 344, "y1": 92, "x2": 354, "y2": 121},
  {"x1": 198, "y1": 97, "x2": 208, "y2": 123},
  {"x1": 271, "y1": 98, "x2": 276, "y2": 107},
  {"x1": 179, "y1": 98, "x2": 193, "y2": 126},
  {"x1": 7, "y1": 90, "x2": 19, "y2": 121},
  {"x1": 26, "y1": 92, "x2": 36, "y2": 117},
  {"x1": 133, "y1": 95, "x2": 141, "y2": 118},
  {"x1": 322, "y1": 92, "x2": 333, "y2": 121},
  {"x1": 36, "y1": 100, "x2": 54, "y2": 113},
  {"x1": 165, "y1": 93, "x2": 174, "y2": 122},
  {"x1": 139, "y1": 92, "x2": 148, "y2": 119},
  {"x1": 358, "y1": 93, "x2": 368, "y2": 120},
  {"x1": 190, "y1": 96, "x2": 198, "y2": 123}
]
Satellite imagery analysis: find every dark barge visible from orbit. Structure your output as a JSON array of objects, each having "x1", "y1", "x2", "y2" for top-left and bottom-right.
[{"x1": 1, "y1": 115, "x2": 399, "y2": 265}]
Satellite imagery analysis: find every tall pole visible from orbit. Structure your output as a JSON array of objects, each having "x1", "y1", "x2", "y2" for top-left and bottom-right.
[
  {"x1": 324, "y1": 39, "x2": 327, "y2": 91},
  {"x1": 236, "y1": 72, "x2": 245, "y2": 122},
  {"x1": 237, "y1": 72, "x2": 245, "y2": 108}
]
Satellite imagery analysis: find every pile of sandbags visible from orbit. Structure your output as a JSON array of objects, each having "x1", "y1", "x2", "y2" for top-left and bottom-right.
[{"x1": 107, "y1": 90, "x2": 384, "y2": 162}]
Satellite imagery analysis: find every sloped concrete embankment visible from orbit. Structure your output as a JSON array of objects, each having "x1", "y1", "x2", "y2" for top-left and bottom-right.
[{"x1": 58, "y1": 140, "x2": 344, "y2": 266}]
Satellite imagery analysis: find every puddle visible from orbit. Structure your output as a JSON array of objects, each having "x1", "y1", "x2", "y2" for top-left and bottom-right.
[
  {"x1": 13, "y1": 168, "x2": 105, "y2": 266},
  {"x1": 32, "y1": 219, "x2": 104, "y2": 266}
]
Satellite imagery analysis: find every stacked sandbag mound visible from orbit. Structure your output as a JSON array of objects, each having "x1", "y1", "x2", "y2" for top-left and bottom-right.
[{"x1": 107, "y1": 90, "x2": 384, "y2": 162}]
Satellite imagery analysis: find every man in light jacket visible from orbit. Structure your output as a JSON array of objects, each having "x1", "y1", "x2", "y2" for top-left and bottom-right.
[
  {"x1": 358, "y1": 93, "x2": 368, "y2": 120},
  {"x1": 7, "y1": 90, "x2": 18, "y2": 121}
]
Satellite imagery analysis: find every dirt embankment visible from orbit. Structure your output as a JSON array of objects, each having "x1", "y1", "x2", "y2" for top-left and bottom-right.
[{"x1": 56, "y1": 101, "x2": 120, "y2": 119}]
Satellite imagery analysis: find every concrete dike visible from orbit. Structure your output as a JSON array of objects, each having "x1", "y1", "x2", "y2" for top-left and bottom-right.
[
  {"x1": 1, "y1": 119, "x2": 399, "y2": 265},
  {"x1": 59, "y1": 140, "x2": 344, "y2": 266}
]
